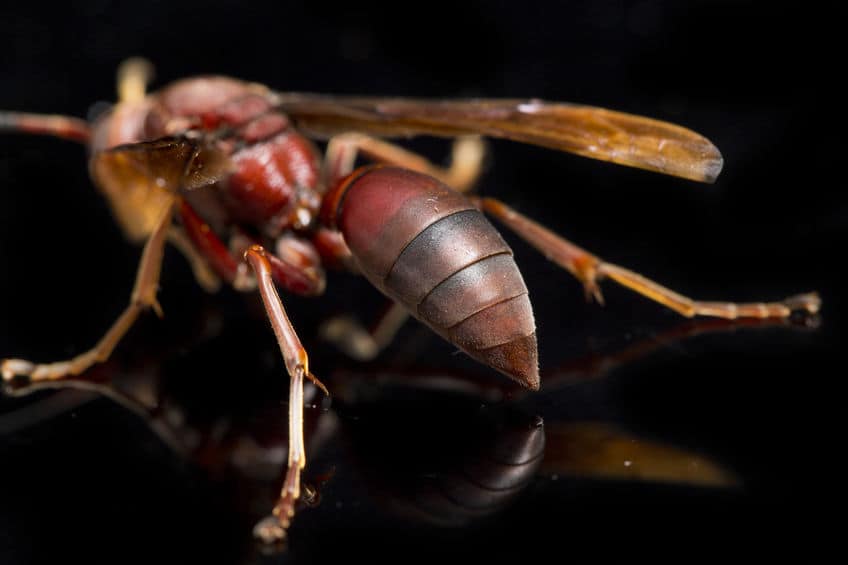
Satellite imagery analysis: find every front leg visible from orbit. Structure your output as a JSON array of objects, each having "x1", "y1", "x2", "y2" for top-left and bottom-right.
[
  {"x1": 2, "y1": 201, "x2": 173, "y2": 383},
  {"x1": 244, "y1": 245, "x2": 327, "y2": 545}
]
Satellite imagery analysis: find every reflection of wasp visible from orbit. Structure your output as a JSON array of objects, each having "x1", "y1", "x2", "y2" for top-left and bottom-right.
[
  {"x1": 1, "y1": 314, "x2": 756, "y2": 557},
  {"x1": 0, "y1": 58, "x2": 819, "y2": 543}
]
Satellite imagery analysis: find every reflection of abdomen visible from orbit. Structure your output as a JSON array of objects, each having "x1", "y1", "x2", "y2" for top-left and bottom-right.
[
  {"x1": 383, "y1": 412, "x2": 545, "y2": 528},
  {"x1": 333, "y1": 166, "x2": 538, "y2": 389}
]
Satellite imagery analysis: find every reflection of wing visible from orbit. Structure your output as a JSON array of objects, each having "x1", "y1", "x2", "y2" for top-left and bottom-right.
[
  {"x1": 90, "y1": 137, "x2": 229, "y2": 242},
  {"x1": 276, "y1": 95, "x2": 723, "y2": 183},
  {"x1": 542, "y1": 422, "x2": 738, "y2": 488}
]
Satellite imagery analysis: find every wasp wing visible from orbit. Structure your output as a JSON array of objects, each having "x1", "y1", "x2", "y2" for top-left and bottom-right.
[
  {"x1": 91, "y1": 137, "x2": 230, "y2": 192},
  {"x1": 90, "y1": 137, "x2": 230, "y2": 242},
  {"x1": 275, "y1": 95, "x2": 723, "y2": 183}
]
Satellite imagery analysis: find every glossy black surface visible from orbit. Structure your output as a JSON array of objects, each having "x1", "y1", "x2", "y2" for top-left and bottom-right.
[{"x1": 1, "y1": 2, "x2": 845, "y2": 563}]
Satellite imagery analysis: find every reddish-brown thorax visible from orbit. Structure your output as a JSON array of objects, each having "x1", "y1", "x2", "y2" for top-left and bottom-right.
[
  {"x1": 90, "y1": 76, "x2": 330, "y2": 294},
  {"x1": 150, "y1": 77, "x2": 322, "y2": 235},
  {"x1": 93, "y1": 76, "x2": 323, "y2": 238}
]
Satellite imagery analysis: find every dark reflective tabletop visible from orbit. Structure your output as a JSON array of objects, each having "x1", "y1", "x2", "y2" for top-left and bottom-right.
[{"x1": 1, "y1": 2, "x2": 844, "y2": 563}]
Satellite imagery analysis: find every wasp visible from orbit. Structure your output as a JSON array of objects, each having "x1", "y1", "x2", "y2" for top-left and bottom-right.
[{"x1": 0, "y1": 59, "x2": 820, "y2": 543}]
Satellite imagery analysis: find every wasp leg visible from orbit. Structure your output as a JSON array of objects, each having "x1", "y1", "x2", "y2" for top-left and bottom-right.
[
  {"x1": 244, "y1": 245, "x2": 325, "y2": 544},
  {"x1": 474, "y1": 197, "x2": 820, "y2": 319},
  {"x1": 0, "y1": 112, "x2": 90, "y2": 143},
  {"x1": 179, "y1": 201, "x2": 326, "y2": 297},
  {"x1": 1, "y1": 202, "x2": 173, "y2": 384},
  {"x1": 177, "y1": 200, "x2": 255, "y2": 291},
  {"x1": 311, "y1": 228, "x2": 408, "y2": 360},
  {"x1": 167, "y1": 226, "x2": 222, "y2": 293},
  {"x1": 320, "y1": 301, "x2": 410, "y2": 361},
  {"x1": 265, "y1": 234, "x2": 327, "y2": 297},
  {"x1": 324, "y1": 132, "x2": 485, "y2": 192},
  {"x1": 117, "y1": 57, "x2": 154, "y2": 103}
]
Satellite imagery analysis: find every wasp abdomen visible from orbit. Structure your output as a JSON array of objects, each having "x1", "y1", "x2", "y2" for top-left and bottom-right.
[{"x1": 332, "y1": 167, "x2": 539, "y2": 389}]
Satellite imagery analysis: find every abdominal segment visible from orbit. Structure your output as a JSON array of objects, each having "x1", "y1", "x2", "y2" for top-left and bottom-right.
[{"x1": 337, "y1": 167, "x2": 539, "y2": 389}]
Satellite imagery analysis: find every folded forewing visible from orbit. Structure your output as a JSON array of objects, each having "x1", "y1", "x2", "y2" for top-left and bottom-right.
[{"x1": 275, "y1": 95, "x2": 723, "y2": 183}]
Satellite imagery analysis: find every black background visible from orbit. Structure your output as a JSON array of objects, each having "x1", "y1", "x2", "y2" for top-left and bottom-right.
[{"x1": 0, "y1": 1, "x2": 845, "y2": 563}]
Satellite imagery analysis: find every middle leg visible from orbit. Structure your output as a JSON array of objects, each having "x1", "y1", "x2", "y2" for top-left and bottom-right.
[{"x1": 319, "y1": 300, "x2": 410, "y2": 361}]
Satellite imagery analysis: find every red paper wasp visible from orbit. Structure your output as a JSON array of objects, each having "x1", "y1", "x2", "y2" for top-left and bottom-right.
[{"x1": 0, "y1": 58, "x2": 819, "y2": 543}]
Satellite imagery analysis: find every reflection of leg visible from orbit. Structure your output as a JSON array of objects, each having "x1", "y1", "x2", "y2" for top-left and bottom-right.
[
  {"x1": 2, "y1": 202, "x2": 174, "y2": 383},
  {"x1": 324, "y1": 132, "x2": 485, "y2": 191},
  {"x1": 320, "y1": 301, "x2": 410, "y2": 361},
  {"x1": 475, "y1": 196, "x2": 820, "y2": 319},
  {"x1": 244, "y1": 245, "x2": 326, "y2": 544},
  {"x1": 543, "y1": 316, "x2": 817, "y2": 392}
]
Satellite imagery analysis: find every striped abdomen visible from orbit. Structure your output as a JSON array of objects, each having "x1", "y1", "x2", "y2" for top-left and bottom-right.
[{"x1": 326, "y1": 166, "x2": 539, "y2": 390}]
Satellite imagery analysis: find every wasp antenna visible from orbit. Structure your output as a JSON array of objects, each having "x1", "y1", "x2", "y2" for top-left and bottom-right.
[{"x1": 0, "y1": 111, "x2": 90, "y2": 143}]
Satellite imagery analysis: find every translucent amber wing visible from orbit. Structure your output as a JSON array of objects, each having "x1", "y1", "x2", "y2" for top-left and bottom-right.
[
  {"x1": 92, "y1": 137, "x2": 229, "y2": 191},
  {"x1": 90, "y1": 137, "x2": 229, "y2": 241},
  {"x1": 276, "y1": 95, "x2": 722, "y2": 183}
]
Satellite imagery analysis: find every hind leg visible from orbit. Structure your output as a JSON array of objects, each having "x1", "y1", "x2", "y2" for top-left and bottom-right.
[
  {"x1": 324, "y1": 132, "x2": 485, "y2": 192},
  {"x1": 474, "y1": 196, "x2": 820, "y2": 319}
]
